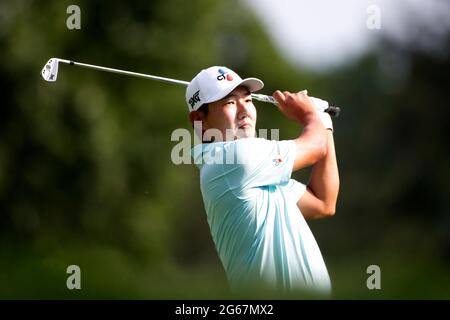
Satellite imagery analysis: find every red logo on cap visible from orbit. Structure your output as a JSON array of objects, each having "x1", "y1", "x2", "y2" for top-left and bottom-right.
[{"x1": 217, "y1": 68, "x2": 233, "y2": 81}]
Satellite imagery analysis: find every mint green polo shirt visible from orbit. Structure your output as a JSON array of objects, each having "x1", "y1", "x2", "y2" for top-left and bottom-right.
[{"x1": 192, "y1": 137, "x2": 331, "y2": 294}]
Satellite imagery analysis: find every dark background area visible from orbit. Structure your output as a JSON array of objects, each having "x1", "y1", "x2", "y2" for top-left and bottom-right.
[{"x1": 0, "y1": 0, "x2": 449, "y2": 298}]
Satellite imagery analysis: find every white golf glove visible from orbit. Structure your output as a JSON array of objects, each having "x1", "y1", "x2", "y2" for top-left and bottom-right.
[{"x1": 310, "y1": 96, "x2": 333, "y2": 131}]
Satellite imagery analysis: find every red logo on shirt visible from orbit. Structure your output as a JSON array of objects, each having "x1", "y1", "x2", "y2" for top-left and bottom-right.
[{"x1": 273, "y1": 156, "x2": 283, "y2": 166}]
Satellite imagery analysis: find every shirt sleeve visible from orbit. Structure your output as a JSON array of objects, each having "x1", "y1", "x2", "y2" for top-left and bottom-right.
[
  {"x1": 223, "y1": 138, "x2": 297, "y2": 191},
  {"x1": 280, "y1": 179, "x2": 307, "y2": 203}
]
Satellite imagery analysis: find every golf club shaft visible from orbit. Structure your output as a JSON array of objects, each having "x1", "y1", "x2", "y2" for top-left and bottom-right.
[
  {"x1": 59, "y1": 59, "x2": 190, "y2": 86},
  {"x1": 56, "y1": 59, "x2": 340, "y2": 116}
]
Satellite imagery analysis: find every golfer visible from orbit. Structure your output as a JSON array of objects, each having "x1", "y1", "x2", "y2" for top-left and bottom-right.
[{"x1": 186, "y1": 66, "x2": 339, "y2": 296}]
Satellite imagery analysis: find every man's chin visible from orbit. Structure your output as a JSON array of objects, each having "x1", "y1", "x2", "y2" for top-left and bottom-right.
[{"x1": 234, "y1": 128, "x2": 255, "y2": 140}]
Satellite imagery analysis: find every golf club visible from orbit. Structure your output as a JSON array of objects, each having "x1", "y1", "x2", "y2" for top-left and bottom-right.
[{"x1": 41, "y1": 58, "x2": 341, "y2": 116}]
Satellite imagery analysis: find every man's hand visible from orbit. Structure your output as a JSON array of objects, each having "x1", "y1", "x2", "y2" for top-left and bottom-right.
[{"x1": 273, "y1": 90, "x2": 317, "y2": 124}]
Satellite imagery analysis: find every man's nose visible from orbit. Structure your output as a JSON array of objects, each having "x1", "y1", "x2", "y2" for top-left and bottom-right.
[
  {"x1": 236, "y1": 98, "x2": 250, "y2": 111},
  {"x1": 236, "y1": 100, "x2": 249, "y2": 118}
]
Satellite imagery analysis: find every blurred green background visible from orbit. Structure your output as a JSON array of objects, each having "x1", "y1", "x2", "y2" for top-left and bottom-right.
[{"x1": 0, "y1": 0, "x2": 449, "y2": 299}]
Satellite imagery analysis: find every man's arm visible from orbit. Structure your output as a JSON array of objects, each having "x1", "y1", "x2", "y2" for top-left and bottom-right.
[
  {"x1": 273, "y1": 90, "x2": 338, "y2": 219},
  {"x1": 273, "y1": 90, "x2": 327, "y2": 170},
  {"x1": 298, "y1": 130, "x2": 339, "y2": 219}
]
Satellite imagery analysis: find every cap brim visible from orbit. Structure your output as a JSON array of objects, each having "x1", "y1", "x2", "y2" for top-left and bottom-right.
[
  {"x1": 239, "y1": 78, "x2": 264, "y2": 93},
  {"x1": 206, "y1": 77, "x2": 264, "y2": 104}
]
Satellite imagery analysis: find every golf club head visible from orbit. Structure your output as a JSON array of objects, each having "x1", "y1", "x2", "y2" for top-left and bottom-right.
[{"x1": 41, "y1": 58, "x2": 59, "y2": 82}]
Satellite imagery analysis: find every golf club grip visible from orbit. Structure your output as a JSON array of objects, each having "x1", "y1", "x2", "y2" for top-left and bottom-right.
[
  {"x1": 251, "y1": 93, "x2": 341, "y2": 117},
  {"x1": 325, "y1": 106, "x2": 341, "y2": 117}
]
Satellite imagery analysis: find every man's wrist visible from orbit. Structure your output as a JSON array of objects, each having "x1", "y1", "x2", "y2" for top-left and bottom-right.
[
  {"x1": 319, "y1": 112, "x2": 333, "y2": 131},
  {"x1": 296, "y1": 109, "x2": 320, "y2": 124}
]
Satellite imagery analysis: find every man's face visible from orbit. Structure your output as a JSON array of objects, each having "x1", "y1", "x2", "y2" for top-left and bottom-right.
[{"x1": 191, "y1": 86, "x2": 257, "y2": 142}]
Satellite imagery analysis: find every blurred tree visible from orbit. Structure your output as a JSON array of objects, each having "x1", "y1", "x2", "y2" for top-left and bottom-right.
[{"x1": 0, "y1": 0, "x2": 448, "y2": 298}]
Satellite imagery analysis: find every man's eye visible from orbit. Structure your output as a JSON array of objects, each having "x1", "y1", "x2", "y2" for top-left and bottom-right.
[
  {"x1": 225, "y1": 101, "x2": 235, "y2": 106},
  {"x1": 245, "y1": 99, "x2": 252, "y2": 103}
]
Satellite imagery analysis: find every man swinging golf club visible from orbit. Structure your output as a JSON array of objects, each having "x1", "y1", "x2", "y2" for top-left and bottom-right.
[{"x1": 186, "y1": 66, "x2": 339, "y2": 296}]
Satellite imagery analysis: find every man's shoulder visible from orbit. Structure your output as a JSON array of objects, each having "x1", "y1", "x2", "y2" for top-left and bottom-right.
[
  {"x1": 235, "y1": 137, "x2": 268, "y2": 144},
  {"x1": 192, "y1": 138, "x2": 291, "y2": 168},
  {"x1": 234, "y1": 137, "x2": 294, "y2": 153},
  {"x1": 233, "y1": 137, "x2": 273, "y2": 149},
  {"x1": 196, "y1": 138, "x2": 271, "y2": 155}
]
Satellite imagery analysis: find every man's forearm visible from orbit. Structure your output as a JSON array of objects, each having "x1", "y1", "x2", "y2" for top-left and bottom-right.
[
  {"x1": 307, "y1": 130, "x2": 339, "y2": 215},
  {"x1": 292, "y1": 112, "x2": 327, "y2": 171}
]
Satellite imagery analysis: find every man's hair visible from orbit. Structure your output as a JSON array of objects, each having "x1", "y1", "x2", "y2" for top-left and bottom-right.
[{"x1": 197, "y1": 104, "x2": 209, "y2": 116}]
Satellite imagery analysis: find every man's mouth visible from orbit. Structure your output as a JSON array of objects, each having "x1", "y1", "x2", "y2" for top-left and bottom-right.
[{"x1": 238, "y1": 122, "x2": 252, "y2": 129}]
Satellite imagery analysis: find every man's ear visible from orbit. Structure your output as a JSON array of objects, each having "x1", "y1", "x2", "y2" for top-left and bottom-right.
[{"x1": 189, "y1": 111, "x2": 207, "y2": 129}]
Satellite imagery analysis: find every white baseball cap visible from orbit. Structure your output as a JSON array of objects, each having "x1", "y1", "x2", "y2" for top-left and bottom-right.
[{"x1": 186, "y1": 66, "x2": 264, "y2": 112}]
